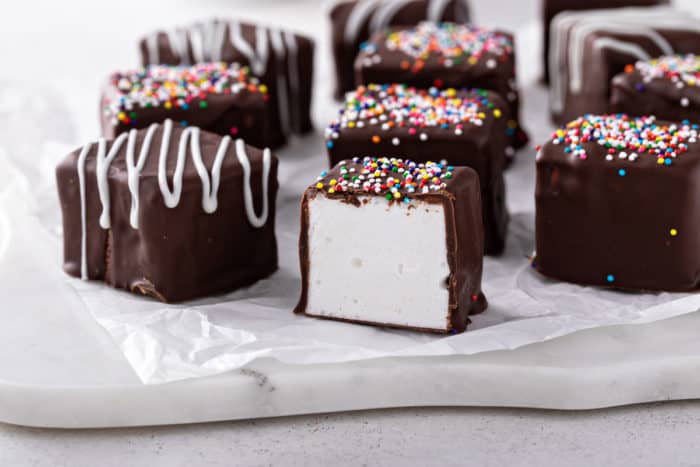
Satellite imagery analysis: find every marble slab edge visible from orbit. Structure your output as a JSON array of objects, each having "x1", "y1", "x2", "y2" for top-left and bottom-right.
[{"x1": 2, "y1": 355, "x2": 700, "y2": 429}]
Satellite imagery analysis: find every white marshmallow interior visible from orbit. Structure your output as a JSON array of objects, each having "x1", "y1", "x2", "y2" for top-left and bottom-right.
[{"x1": 306, "y1": 194, "x2": 451, "y2": 331}]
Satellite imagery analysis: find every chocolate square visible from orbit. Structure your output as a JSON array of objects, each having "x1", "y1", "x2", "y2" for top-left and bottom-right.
[
  {"x1": 542, "y1": 0, "x2": 670, "y2": 83},
  {"x1": 139, "y1": 19, "x2": 315, "y2": 148},
  {"x1": 549, "y1": 7, "x2": 700, "y2": 125},
  {"x1": 295, "y1": 157, "x2": 487, "y2": 333},
  {"x1": 610, "y1": 55, "x2": 700, "y2": 122},
  {"x1": 325, "y1": 84, "x2": 510, "y2": 254},
  {"x1": 354, "y1": 22, "x2": 528, "y2": 151},
  {"x1": 57, "y1": 119, "x2": 279, "y2": 302},
  {"x1": 101, "y1": 63, "x2": 271, "y2": 150},
  {"x1": 329, "y1": 0, "x2": 471, "y2": 99},
  {"x1": 535, "y1": 115, "x2": 700, "y2": 291}
]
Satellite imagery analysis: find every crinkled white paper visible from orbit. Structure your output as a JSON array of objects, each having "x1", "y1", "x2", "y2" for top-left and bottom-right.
[{"x1": 1, "y1": 15, "x2": 699, "y2": 385}]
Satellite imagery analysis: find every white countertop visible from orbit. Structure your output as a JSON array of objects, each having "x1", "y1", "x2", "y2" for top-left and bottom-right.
[{"x1": 3, "y1": 403, "x2": 700, "y2": 467}]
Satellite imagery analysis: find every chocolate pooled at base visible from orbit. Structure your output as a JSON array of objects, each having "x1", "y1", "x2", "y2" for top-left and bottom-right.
[
  {"x1": 296, "y1": 157, "x2": 487, "y2": 334},
  {"x1": 57, "y1": 120, "x2": 279, "y2": 303}
]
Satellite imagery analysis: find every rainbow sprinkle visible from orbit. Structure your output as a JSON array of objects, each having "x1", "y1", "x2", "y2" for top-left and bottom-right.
[
  {"x1": 551, "y1": 115, "x2": 699, "y2": 164},
  {"x1": 314, "y1": 157, "x2": 455, "y2": 202},
  {"x1": 326, "y1": 84, "x2": 502, "y2": 144},
  {"x1": 103, "y1": 62, "x2": 266, "y2": 127},
  {"x1": 360, "y1": 22, "x2": 513, "y2": 71},
  {"x1": 631, "y1": 54, "x2": 700, "y2": 88}
]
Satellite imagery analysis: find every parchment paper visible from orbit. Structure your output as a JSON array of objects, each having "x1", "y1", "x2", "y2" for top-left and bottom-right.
[
  {"x1": 1, "y1": 10, "x2": 698, "y2": 385},
  {"x1": 2, "y1": 81, "x2": 699, "y2": 385}
]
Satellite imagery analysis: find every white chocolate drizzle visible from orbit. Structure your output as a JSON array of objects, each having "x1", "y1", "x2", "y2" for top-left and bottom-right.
[
  {"x1": 76, "y1": 119, "x2": 272, "y2": 280},
  {"x1": 370, "y1": 0, "x2": 413, "y2": 34},
  {"x1": 270, "y1": 29, "x2": 291, "y2": 136},
  {"x1": 344, "y1": 0, "x2": 381, "y2": 45},
  {"x1": 342, "y1": 0, "x2": 471, "y2": 45},
  {"x1": 427, "y1": 0, "x2": 452, "y2": 22},
  {"x1": 229, "y1": 21, "x2": 270, "y2": 76},
  {"x1": 144, "y1": 20, "x2": 301, "y2": 136},
  {"x1": 549, "y1": 7, "x2": 700, "y2": 115},
  {"x1": 284, "y1": 31, "x2": 301, "y2": 133}
]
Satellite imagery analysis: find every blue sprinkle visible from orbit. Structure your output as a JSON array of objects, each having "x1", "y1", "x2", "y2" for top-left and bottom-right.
[
  {"x1": 618, "y1": 169, "x2": 626, "y2": 176},
  {"x1": 607, "y1": 274, "x2": 615, "y2": 283},
  {"x1": 326, "y1": 141, "x2": 334, "y2": 149},
  {"x1": 180, "y1": 120, "x2": 188, "y2": 127},
  {"x1": 664, "y1": 158, "x2": 672, "y2": 166}
]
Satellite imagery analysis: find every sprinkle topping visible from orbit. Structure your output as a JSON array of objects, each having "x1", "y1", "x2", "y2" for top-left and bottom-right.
[
  {"x1": 631, "y1": 54, "x2": 700, "y2": 88},
  {"x1": 551, "y1": 115, "x2": 699, "y2": 165},
  {"x1": 103, "y1": 62, "x2": 265, "y2": 126},
  {"x1": 326, "y1": 84, "x2": 501, "y2": 142},
  {"x1": 360, "y1": 22, "x2": 513, "y2": 71},
  {"x1": 314, "y1": 157, "x2": 455, "y2": 202}
]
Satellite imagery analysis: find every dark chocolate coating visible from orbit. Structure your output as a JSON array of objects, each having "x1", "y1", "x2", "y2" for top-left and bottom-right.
[
  {"x1": 101, "y1": 81, "x2": 270, "y2": 150},
  {"x1": 535, "y1": 122, "x2": 700, "y2": 292},
  {"x1": 139, "y1": 20, "x2": 315, "y2": 148},
  {"x1": 542, "y1": 0, "x2": 669, "y2": 83},
  {"x1": 326, "y1": 89, "x2": 509, "y2": 255},
  {"x1": 354, "y1": 28, "x2": 529, "y2": 151},
  {"x1": 295, "y1": 161, "x2": 487, "y2": 333},
  {"x1": 330, "y1": 0, "x2": 470, "y2": 99},
  {"x1": 551, "y1": 25, "x2": 700, "y2": 125},
  {"x1": 610, "y1": 68, "x2": 700, "y2": 122},
  {"x1": 56, "y1": 125, "x2": 279, "y2": 302}
]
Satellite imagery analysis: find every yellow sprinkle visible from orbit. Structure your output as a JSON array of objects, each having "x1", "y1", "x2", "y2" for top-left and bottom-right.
[
  {"x1": 117, "y1": 112, "x2": 126, "y2": 121},
  {"x1": 348, "y1": 121, "x2": 356, "y2": 128},
  {"x1": 468, "y1": 57, "x2": 478, "y2": 65},
  {"x1": 259, "y1": 84, "x2": 268, "y2": 93},
  {"x1": 330, "y1": 179, "x2": 337, "y2": 186},
  {"x1": 477, "y1": 112, "x2": 486, "y2": 119},
  {"x1": 393, "y1": 192, "x2": 401, "y2": 199},
  {"x1": 164, "y1": 101, "x2": 172, "y2": 110},
  {"x1": 657, "y1": 157, "x2": 665, "y2": 165},
  {"x1": 670, "y1": 228, "x2": 678, "y2": 237},
  {"x1": 493, "y1": 109, "x2": 502, "y2": 118},
  {"x1": 328, "y1": 188, "x2": 335, "y2": 194},
  {"x1": 316, "y1": 182, "x2": 323, "y2": 189}
]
